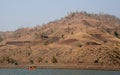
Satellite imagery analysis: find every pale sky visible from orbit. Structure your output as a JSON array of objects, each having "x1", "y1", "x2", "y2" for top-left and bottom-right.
[{"x1": 0, "y1": 0, "x2": 120, "y2": 31}]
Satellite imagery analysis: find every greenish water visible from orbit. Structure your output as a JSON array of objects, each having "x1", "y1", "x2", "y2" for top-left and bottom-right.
[{"x1": 0, "y1": 69, "x2": 120, "y2": 75}]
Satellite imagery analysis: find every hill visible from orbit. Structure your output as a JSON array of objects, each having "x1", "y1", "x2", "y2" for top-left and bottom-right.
[{"x1": 0, "y1": 11, "x2": 120, "y2": 70}]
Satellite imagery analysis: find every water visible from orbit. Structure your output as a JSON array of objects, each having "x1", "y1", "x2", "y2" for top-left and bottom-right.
[{"x1": 0, "y1": 69, "x2": 120, "y2": 75}]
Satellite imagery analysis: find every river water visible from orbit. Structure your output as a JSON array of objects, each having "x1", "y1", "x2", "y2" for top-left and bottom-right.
[{"x1": 0, "y1": 69, "x2": 120, "y2": 75}]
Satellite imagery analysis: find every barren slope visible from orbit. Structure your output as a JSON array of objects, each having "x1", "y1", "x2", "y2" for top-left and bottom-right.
[{"x1": 0, "y1": 12, "x2": 120, "y2": 70}]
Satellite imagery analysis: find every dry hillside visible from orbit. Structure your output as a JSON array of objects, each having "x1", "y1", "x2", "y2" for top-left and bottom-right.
[{"x1": 0, "y1": 11, "x2": 120, "y2": 69}]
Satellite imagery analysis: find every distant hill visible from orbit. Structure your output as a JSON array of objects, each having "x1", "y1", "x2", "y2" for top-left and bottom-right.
[{"x1": 0, "y1": 11, "x2": 120, "y2": 70}]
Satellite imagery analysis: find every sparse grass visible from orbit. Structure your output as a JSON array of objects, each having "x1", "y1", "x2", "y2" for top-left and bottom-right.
[
  {"x1": 71, "y1": 32, "x2": 73, "y2": 35},
  {"x1": 44, "y1": 41, "x2": 49, "y2": 45},
  {"x1": 34, "y1": 32, "x2": 41, "y2": 39},
  {"x1": 0, "y1": 11, "x2": 120, "y2": 68}
]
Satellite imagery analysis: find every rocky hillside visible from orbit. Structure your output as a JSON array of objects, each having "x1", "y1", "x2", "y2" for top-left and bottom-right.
[{"x1": 0, "y1": 12, "x2": 120, "y2": 69}]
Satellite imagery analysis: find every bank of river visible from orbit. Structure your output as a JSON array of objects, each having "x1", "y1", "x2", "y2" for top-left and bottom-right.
[{"x1": 0, "y1": 64, "x2": 120, "y2": 71}]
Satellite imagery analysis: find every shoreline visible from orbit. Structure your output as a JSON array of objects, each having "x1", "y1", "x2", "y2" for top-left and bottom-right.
[{"x1": 0, "y1": 64, "x2": 120, "y2": 71}]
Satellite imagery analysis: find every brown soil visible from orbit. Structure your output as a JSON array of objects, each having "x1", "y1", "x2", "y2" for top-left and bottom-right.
[{"x1": 0, "y1": 12, "x2": 120, "y2": 70}]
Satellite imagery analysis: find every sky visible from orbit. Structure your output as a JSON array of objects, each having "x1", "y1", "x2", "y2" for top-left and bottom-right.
[{"x1": 0, "y1": 0, "x2": 120, "y2": 31}]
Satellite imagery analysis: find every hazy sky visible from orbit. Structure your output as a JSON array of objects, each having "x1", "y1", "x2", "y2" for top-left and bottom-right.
[{"x1": 0, "y1": 0, "x2": 120, "y2": 31}]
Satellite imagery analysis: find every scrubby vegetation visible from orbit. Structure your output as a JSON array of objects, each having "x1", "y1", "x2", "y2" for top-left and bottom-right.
[
  {"x1": 0, "y1": 36, "x2": 3, "y2": 42},
  {"x1": 0, "y1": 11, "x2": 120, "y2": 69},
  {"x1": 29, "y1": 59, "x2": 34, "y2": 64},
  {"x1": 52, "y1": 56, "x2": 57, "y2": 63},
  {"x1": 37, "y1": 57, "x2": 42, "y2": 63},
  {"x1": 0, "y1": 56, "x2": 18, "y2": 65},
  {"x1": 114, "y1": 31, "x2": 119, "y2": 38}
]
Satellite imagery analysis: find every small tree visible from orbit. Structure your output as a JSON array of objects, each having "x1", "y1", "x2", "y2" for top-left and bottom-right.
[
  {"x1": 38, "y1": 57, "x2": 42, "y2": 63},
  {"x1": 0, "y1": 60, "x2": 3, "y2": 63},
  {"x1": 0, "y1": 36, "x2": 3, "y2": 42},
  {"x1": 29, "y1": 59, "x2": 34, "y2": 64},
  {"x1": 61, "y1": 35, "x2": 64, "y2": 39},
  {"x1": 67, "y1": 26, "x2": 70, "y2": 33},
  {"x1": 94, "y1": 60, "x2": 99, "y2": 63},
  {"x1": 52, "y1": 56, "x2": 57, "y2": 63},
  {"x1": 71, "y1": 32, "x2": 73, "y2": 35},
  {"x1": 114, "y1": 31, "x2": 119, "y2": 38}
]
